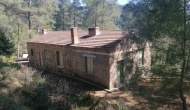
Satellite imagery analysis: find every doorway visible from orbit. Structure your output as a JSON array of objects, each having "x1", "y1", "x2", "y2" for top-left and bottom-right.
[{"x1": 117, "y1": 60, "x2": 125, "y2": 85}]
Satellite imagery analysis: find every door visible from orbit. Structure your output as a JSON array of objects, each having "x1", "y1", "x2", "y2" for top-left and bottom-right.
[{"x1": 117, "y1": 60, "x2": 125, "y2": 86}]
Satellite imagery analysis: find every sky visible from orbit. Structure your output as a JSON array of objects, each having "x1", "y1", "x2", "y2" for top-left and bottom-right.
[
  {"x1": 76, "y1": 0, "x2": 130, "y2": 6},
  {"x1": 117, "y1": 0, "x2": 130, "y2": 5}
]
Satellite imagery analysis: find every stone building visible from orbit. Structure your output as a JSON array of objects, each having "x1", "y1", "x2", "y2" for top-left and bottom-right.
[{"x1": 27, "y1": 27, "x2": 144, "y2": 89}]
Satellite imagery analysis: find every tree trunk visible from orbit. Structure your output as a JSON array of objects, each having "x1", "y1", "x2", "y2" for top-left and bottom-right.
[
  {"x1": 17, "y1": 23, "x2": 20, "y2": 59},
  {"x1": 155, "y1": 49, "x2": 158, "y2": 63},
  {"x1": 74, "y1": 8, "x2": 76, "y2": 27},
  {"x1": 62, "y1": 9, "x2": 65, "y2": 30},
  {"x1": 185, "y1": 50, "x2": 190, "y2": 73},
  {"x1": 37, "y1": 25, "x2": 40, "y2": 35},
  {"x1": 94, "y1": 3, "x2": 98, "y2": 27},
  {"x1": 180, "y1": 40, "x2": 187, "y2": 110},
  {"x1": 142, "y1": 41, "x2": 152, "y2": 78},
  {"x1": 166, "y1": 45, "x2": 170, "y2": 64},
  {"x1": 101, "y1": 0, "x2": 105, "y2": 30},
  {"x1": 160, "y1": 53, "x2": 163, "y2": 63},
  {"x1": 180, "y1": 0, "x2": 187, "y2": 110},
  {"x1": 28, "y1": 0, "x2": 32, "y2": 38},
  {"x1": 28, "y1": 0, "x2": 31, "y2": 30}
]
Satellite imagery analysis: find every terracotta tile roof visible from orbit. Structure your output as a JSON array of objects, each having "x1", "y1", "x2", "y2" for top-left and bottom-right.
[{"x1": 28, "y1": 30, "x2": 125, "y2": 48}]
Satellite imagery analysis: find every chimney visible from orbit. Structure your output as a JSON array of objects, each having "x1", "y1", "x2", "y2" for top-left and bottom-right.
[
  {"x1": 42, "y1": 29, "x2": 47, "y2": 34},
  {"x1": 88, "y1": 27, "x2": 100, "y2": 36},
  {"x1": 71, "y1": 27, "x2": 79, "y2": 44}
]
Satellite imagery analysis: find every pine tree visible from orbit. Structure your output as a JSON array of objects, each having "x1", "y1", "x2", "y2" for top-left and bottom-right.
[
  {"x1": 70, "y1": 0, "x2": 81, "y2": 27},
  {"x1": 0, "y1": 29, "x2": 14, "y2": 56},
  {"x1": 54, "y1": 0, "x2": 72, "y2": 30},
  {"x1": 82, "y1": 0, "x2": 119, "y2": 29},
  {"x1": 0, "y1": 0, "x2": 58, "y2": 56},
  {"x1": 121, "y1": 0, "x2": 189, "y2": 109}
]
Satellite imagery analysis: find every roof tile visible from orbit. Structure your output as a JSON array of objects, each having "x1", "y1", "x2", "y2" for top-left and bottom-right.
[{"x1": 28, "y1": 30, "x2": 125, "y2": 48}]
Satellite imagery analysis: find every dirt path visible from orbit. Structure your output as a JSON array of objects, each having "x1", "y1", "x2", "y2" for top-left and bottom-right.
[
  {"x1": 45, "y1": 72, "x2": 190, "y2": 110},
  {"x1": 89, "y1": 81, "x2": 189, "y2": 110},
  {"x1": 91, "y1": 90, "x2": 138, "y2": 108}
]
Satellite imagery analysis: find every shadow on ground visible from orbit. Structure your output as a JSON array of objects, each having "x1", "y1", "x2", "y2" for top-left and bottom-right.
[
  {"x1": 121, "y1": 64, "x2": 189, "y2": 110},
  {"x1": 0, "y1": 66, "x2": 100, "y2": 110},
  {"x1": 0, "y1": 63, "x2": 190, "y2": 110},
  {"x1": 90, "y1": 64, "x2": 190, "y2": 110}
]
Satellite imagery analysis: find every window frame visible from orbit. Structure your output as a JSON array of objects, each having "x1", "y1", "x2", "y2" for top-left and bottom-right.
[
  {"x1": 85, "y1": 57, "x2": 94, "y2": 74},
  {"x1": 56, "y1": 51, "x2": 63, "y2": 68}
]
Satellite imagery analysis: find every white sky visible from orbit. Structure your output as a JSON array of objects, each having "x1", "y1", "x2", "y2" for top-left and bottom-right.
[
  {"x1": 117, "y1": 0, "x2": 130, "y2": 5},
  {"x1": 74, "y1": 0, "x2": 130, "y2": 5}
]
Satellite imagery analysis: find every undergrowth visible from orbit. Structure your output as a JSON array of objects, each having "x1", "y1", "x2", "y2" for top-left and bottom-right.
[{"x1": 0, "y1": 62, "x2": 127, "y2": 110}]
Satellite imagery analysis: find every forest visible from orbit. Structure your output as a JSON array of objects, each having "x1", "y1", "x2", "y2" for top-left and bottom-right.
[
  {"x1": 0, "y1": 0, "x2": 190, "y2": 110},
  {"x1": 0, "y1": 0, "x2": 121, "y2": 57}
]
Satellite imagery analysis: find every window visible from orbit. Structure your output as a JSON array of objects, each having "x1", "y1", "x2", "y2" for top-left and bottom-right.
[
  {"x1": 31, "y1": 49, "x2": 33, "y2": 56},
  {"x1": 137, "y1": 50, "x2": 143, "y2": 67},
  {"x1": 86, "y1": 57, "x2": 93, "y2": 74},
  {"x1": 56, "y1": 51, "x2": 63, "y2": 67}
]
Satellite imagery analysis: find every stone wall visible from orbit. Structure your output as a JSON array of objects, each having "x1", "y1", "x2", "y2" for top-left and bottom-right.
[
  {"x1": 108, "y1": 37, "x2": 144, "y2": 88},
  {"x1": 27, "y1": 42, "x2": 111, "y2": 88},
  {"x1": 27, "y1": 38, "x2": 151, "y2": 89}
]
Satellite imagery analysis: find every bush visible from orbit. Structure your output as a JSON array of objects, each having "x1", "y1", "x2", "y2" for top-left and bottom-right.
[
  {"x1": 152, "y1": 63, "x2": 180, "y2": 77},
  {"x1": 93, "y1": 99, "x2": 128, "y2": 110},
  {"x1": 0, "y1": 64, "x2": 127, "y2": 110},
  {"x1": 0, "y1": 93, "x2": 20, "y2": 110},
  {"x1": 1, "y1": 55, "x2": 17, "y2": 63},
  {"x1": 0, "y1": 29, "x2": 14, "y2": 56}
]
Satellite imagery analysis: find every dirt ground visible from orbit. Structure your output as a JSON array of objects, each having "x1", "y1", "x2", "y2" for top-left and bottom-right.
[
  {"x1": 89, "y1": 80, "x2": 190, "y2": 110},
  {"x1": 45, "y1": 72, "x2": 190, "y2": 110}
]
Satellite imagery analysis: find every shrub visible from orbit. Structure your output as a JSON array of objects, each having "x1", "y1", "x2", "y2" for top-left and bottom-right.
[
  {"x1": 1, "y1": 55, "x2": 17, "y2": 63},
  {"x1": 152, "y1": 63, "x2": 180, "y2": 77}
]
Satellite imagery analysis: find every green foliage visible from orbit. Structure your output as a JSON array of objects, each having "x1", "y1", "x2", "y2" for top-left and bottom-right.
[
  {"x1": 0, "y1": 93, "x2": 20, "y2": 110},
  {"x1": 152, "y1": 63, "x2": 180, "y2": 78},
  {"x1": 70, "y1": 0, "x2": 83, "y2": 27},
  {"x1": 121, "y1": 0, "x2": 183, "y2": 41},
  {"x1": 54, "y1": 0, "x2": 72, "y2": 30},
  {"x1": 0, "y1": 29, "x2": 14, "y2": 56},
  {"x1": 0, "y1": 0, "x2": 121, "y2": 57},
  {"x1": 82, "y1": 0, "x2": 120, "y2": 29},
  {"x1": 121, "y1": 1, "x2": 190, "y2": 108},
  {"x1": 1, "y1": 56, "x2": 17, "y2": 63},
  {"x1": 28, "y1": 0, "x2": 58, "y2": 30},
  {"x1": 54, "y1": 0, "x2": 120, "y2": 30},
  {"x1": 0, "y1": 64, "x2": 115, "y2": 110},
  {"x1": 113, "y1": 101, "x2": 128, "y2": 110},
  {"x1": 91, "y1": 99, "x2": 128, "y2": 110},
  {"x1": 0, "y1": 0, "x2": 59, "y2": 57}
]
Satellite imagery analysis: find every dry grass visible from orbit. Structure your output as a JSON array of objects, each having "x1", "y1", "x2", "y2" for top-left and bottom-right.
[
  {"x1": 90, "y1": 78, "x2": 190, "y2": 110},
  {"x1": 0, "y1": 64, "x2": 96, "y2": 110},
  {"x1": 0, "y1": 62, "x2": 190, "y2": 110}
]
